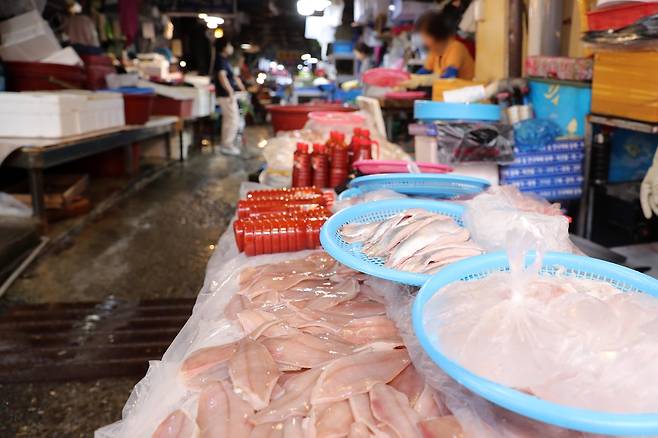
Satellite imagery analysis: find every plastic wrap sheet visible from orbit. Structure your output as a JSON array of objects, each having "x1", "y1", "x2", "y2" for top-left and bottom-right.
[
  {"x1": 376, "y1": 279, "x2": 604, "y2": 438},
  {"x1": 463, "y1": 186, "x2": 579, "y2": 254},
  {"x1": 433, "y1": 122, "x2": 515, "y2": 164}
]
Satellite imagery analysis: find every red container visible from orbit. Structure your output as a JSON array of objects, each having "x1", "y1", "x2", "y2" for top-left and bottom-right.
[
  {"x1": 267, "y1": 104, "x2": 357, "y2": 132},
  {"x1": 292, "y1": 143, "x2": 313, "y2": 188},
  {"x1": 247, "y1": 187, "x2": 322, "y2": 200},
  {"x1": 123, "y1": 94, "x2": 155, "y2": 125},
  {"x1": 151, "y1": 96, "x2": 194, "y2": 118},
  {"x1": 587, "y1": 2, "x2": 658, "y2": 31},
  {"x1": 81, "y1": 54, "x2": 115, "y2": 90},
  {"x1": 5, "y1": 61, "x2": 86, "y2": 91}
]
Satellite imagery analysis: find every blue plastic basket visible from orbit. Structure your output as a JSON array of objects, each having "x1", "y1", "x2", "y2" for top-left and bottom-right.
[
  {"x1": 413, "y1": 251, "x2": 658, "y2": 436},
  {"x1": 320, "y1": 199, "x2": 466, "y2": 286},
  {"x1": 339, "y1": 174, "x2": 490, "y2": 201}
]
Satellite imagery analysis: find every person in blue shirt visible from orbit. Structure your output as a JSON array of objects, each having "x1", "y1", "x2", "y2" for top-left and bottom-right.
[{"x1": 214, "y1": 40, "x2": 246, "y2": 156}]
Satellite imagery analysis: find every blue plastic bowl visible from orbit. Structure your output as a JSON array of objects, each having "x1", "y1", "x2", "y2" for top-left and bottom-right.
[
  {"x1": 320, "y1": 199, "x2": 465, "y2": 286},
  {"x1": 340, "y1": 173, "x2": 491, "y2": 201},
  {"x1": 413, "y1": 251, "x2": 658, "y2": 436}
]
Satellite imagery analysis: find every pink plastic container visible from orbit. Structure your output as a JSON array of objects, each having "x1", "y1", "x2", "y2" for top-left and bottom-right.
[
  {"x1": 353, "y1": 159, "x2": 453, "y2": 175},
  {"x1": 362, "y1": 68, "x2": 411, "y2": 87},
  {"x1": 384, "y1": 91, "x2": 427, "y2": 100},
  {"x1": 308, "y1": 111, "x2": 366, "y2": 126}
]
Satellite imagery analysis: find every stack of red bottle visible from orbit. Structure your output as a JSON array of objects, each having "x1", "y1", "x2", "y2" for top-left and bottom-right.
[
  {"x1": 329, "y1": 131, "x2": 349, "y2": 188},
  {"x1": 233, "y1": 187, "x2": 332, "y2": 256},
  {"x1": 292, "y1": 143, "x2": 313, "y2": 188}
]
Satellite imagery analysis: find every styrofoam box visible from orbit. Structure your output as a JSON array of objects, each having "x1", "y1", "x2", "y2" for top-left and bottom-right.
[
  {"x1": 0, "y1": 91, "x2": 125, "y2": 138},
  {"x1": 139, "y1": 80, "x2": 213, "y2": 117},
  {"x1": 0, "y1": 10, "x2": 61, "y2": 62}
]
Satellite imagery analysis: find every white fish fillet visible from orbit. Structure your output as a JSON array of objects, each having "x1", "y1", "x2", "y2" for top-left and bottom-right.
[
  {"x1": 229, "y1": 339, "x2": 281, "y2": 410},
  {"x1": 197, "y1": 381, "x2": 253, "y2": 437},
  {"x1": 152, "y1": 409, "x2": 199, "y2": 438},
  {"x1": 311, "y1": 349, "x2": 411, "y2": 404},
  {"x1": 369, "y1": 383, "x2": 421, "y2": 438}
]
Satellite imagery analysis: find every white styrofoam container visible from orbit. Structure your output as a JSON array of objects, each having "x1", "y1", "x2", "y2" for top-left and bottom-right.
[
  {"x1": 0, "y1": 10, "x2": 61, "y2": 62},
  {"x1": 139, "y1": 80, "x2": 213, "y2": 117},
  {"x1": 41, "y1": 47, "x2": 84, "y2": 66},
  {"x1": 0, "y1": 91, "x2": 125, "y2": 138},
  {"x1": 0, "y1": 92, "x2": 86, "y2": 137}
]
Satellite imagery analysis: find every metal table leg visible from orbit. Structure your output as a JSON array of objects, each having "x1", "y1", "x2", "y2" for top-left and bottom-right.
[
  {"x1": 28, "y1": 168, "x2": 46, "y2": 225},
  {"x1": 577, "y1": 119, "x2": 594, "y2": 237}
]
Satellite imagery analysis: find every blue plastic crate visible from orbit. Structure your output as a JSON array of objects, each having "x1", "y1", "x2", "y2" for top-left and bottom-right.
[
  {"x1": 500, "y1": 163, "x2": 583, "y2": 178},
  {"x1": 514, "y1": 139, "x2": 584, "y2": 156},
  {"x1": 511, "y1": 151, "x2": 585, "y2": 166},
  {"x1": 500, "y1": 175, "x2": 584, "y2": 190},
  {"x1": 524, "y1": 185, "x2": 583, "y2": 201}
]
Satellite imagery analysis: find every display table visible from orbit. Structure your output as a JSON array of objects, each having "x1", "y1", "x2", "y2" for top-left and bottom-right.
[{"x1": 0, "y1": 116, "x2": 179, "y2": 224}]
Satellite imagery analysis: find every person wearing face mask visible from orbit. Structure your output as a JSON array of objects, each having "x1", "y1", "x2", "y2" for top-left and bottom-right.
[
  {"x1": 215, "y1": 40, "x2": 246, "y2": 156},
  {"x1": 400, "y1": 9, "x2": 475, "y2": 89}
]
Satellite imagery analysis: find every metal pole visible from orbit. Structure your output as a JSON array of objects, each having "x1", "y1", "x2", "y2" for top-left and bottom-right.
[{"x1": 509, "y1": 0, "x2": 523, "y2": 78}]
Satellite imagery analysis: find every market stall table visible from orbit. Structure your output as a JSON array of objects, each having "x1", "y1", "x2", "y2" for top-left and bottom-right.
[{"x1": 0, "y1": 116, "x2": 179, "y2": 226}]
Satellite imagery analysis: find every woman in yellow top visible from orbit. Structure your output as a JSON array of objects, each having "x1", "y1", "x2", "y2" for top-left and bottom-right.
[{"x1": 402, "y1": 10, "x2": 475, "y2": 88}]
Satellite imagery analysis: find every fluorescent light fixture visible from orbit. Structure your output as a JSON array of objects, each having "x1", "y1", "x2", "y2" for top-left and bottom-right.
[
  {"x1": 296, "y1": 0, "x2": 315, "y2": 16},
  {"x1": 315, "y1": 0, "x2": 331, "y2": 11},
  {"x1": 205, "y1": 16, "x2": 224, "y2": 25},
  {"x1": 301, "y1": 53, "x2": 311, "y2": 61}
]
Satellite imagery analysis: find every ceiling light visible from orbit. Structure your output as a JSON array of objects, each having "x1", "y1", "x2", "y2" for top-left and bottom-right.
[
  {"x1": 269, "y1": 61, "x2": 277, "y2": 69},
  {"x1": 296, "y1": 0, "x2": 315, "y2": 16},
  {"x1": 179, "y1": 60, "x2": 186, "y2": 67},
  {"x1": 388, "y1": 5, "x2": 395, "y2": 11},
  {"x1": 301, "y1": 53, "x2": 311, "y2": 61},
  {"x1": 315, "y1": 0, "x2": 331, "y2": 11},
  {"x1": 307, "y1": 57, "x2": 318, "y2": 64},
  {"x1": 205, "y1": 16, "x2": 224, "y2": 25},
  {"x1": 297, "y1": 64, "x2": 303, "y2": 70},
  {"x1": 207, "y1": 21, "x2": 218, "y2": 29},
  {"x1": 214, "y1": 28, "x2": 224, "y2": 38},
  {"x1": 256, "y1": 77, "x2": 265, "y2": 84},
  {"x1": 198, "y1": 13, "x2": 207, "y2": 19},
  {"x1": 241, "y1": 43, "x2": 252, "y2": 50},
  {"x1": 277, "y1": 64, "x2": 285, "y2": 71}
]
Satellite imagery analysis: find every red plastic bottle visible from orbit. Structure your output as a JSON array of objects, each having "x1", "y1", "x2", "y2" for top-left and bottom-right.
[
  {"x1": 292, "y1": 142, "x2": 312, "y2": 187},
  {"x1": 357, "y1": 137, "x2": 373, "y2": 161},
  {"x1": 329, "y1": 133, "x2": 349, "y2": 188},
  {"x1": 311, "y1": 143, "x2": 330, "y2": 188}
]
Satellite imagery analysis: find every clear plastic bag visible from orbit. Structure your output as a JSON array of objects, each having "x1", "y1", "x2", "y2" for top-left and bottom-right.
[
  {"x1": 433, "y1": 121, "x2": 515, "y2": 164},
  {"x1": 463, "y1": 185, "x2": 579, "y2": 254}
]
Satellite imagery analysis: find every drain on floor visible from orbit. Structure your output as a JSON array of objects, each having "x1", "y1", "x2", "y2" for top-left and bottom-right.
[{"x1": 0, "y1": 297, "x2": 194, "y2": 383}]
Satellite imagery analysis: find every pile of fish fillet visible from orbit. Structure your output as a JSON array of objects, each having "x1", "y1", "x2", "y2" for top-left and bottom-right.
[
  {"x1": 425, "y1": 270, "x2": 658, "y2": 414},
  {"x1": 340, "y1": 209, "x2": 483, "y2": 274},
  {"x1": 152, "y1": 253, "x2": 463, "y2": 438}
]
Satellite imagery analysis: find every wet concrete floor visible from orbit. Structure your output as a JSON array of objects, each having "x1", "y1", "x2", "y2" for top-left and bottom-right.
[{"x1": 0, "y1": 126, "x2": 268, "y2": 437}]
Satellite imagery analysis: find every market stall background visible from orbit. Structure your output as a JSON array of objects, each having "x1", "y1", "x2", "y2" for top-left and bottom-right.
[{"x1": 0, "y1": 0, "x2": 657, "y2": 436}]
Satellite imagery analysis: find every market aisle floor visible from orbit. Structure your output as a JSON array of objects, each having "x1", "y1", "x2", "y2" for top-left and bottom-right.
[{"x1": 0, "y1": 126, "x2": 268, "y2": 437}]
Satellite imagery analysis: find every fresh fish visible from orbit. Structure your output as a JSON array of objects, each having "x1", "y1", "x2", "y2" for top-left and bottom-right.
[
  {"x1": 365, "y1": 214, "x2": 449, "y2": 258},
  {"x1": 250, "y1": 422, "x2": 284, "y2": 438},
  {"x1": 414, "y1": 385, "x2": 446, "y2": 418},
  {"x1": 386, "y1": 226, "x2": 469, "y2": 269},
  {"x1": 197, "y1": 381, "x2": 253, "y2": 437},
  {"x1": 389, "y1": 364, "x2": 425, "y2": 406},
  {"x1": 312, "y1": 400, "x2": 354, "y2": 438},
  {"x1": 339, "y1": 316, "x2": 401, "y2": 344},
  {"x1": 369, "y1": 383, "x2": 421, "y2": 438},
  {"x1": 225, "y1": 294, "x2": 253, "y2": 320},
  {"x1": 348, "y1": 393, "x2": 380, "y2": 433},
  {"x1": 282, "y1": 417, "x2": 305, "y2": 438},
  {"x1": 179, "y1": 342, "x2": 238, "y2": 388},
  {"x1": 340, "y1": 221, "x2": 382, "y2": 244},
  {"x1": 327, "y1": 298, "x2": 387, "y2": 318},
  {"x1": 251, "y1": 368, "x2": 323, "y2": 424},
  {"x1": 417, "y1": 416, "x2": 464, "y2": 438},
  {"x1": 311, "y1": 349, "x2": 411, "y2": 404},
  {"x1": 348, "y1": 422, "x2": 372, "y2": 438},
  {"x1": 152, "y1": 409, "x2": 199, "y2": 438},
  {"x1": 262, "y1": 332, "x2": 353, "y2": 369},
  {"x1": 229, "y1": 339, "x2": 281, "y2": 409}
]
